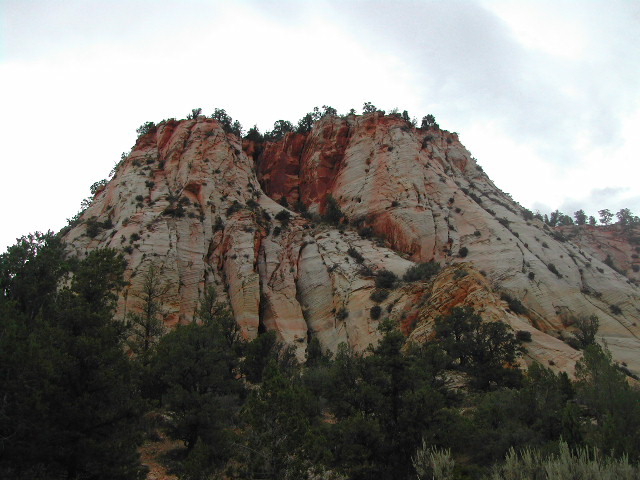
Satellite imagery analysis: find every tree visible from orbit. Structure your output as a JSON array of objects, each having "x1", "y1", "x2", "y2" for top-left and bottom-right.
[
  {"x1": 598, "y1": 209, "x2": 613, "y2": 225},
  {"x1": 435, "y1": 307, "x2": 522, "y2": 389},
  {"x1": 571, "y1": 315, "x2": 599, "y2": 349},
  {"x1": 323, "y1": 105, "x2": 338, "y2": 116},
  {"x1": 324, "y1": 194, "x2": 345, "y2": 225},
  {"x1": 265, "y1": 120, "x2": 294, "y2": 141},
  {"x1": 149, "y1": 287, "x2": 245, "y2": 470},
  {"x1": 244, "y1": 124, "x2": 263, "y2": 142},
  {"x1": 616, "y1": 208, "x2": 639, "y2": 226},
  {"x1": 421, "y1": 114, "x2": 439, "y2": 129},
  {"x1": 589, "y1": 216, "x2": 597, "y2": 226},
  {"x1": 126, "y1": 262, "x2": 169, "y2": 361},
  {"x1": 187, "y1": 107, "x2": 202, "y2": 119},
  {"x1": 0, "y1": 244, "x2": 145, "y2": 479},
  {"x1": 362, "y1": 102, "x2": 377, "y2": 114},
  {"x1": 574, "y1": 209, "x2": 587, "y2": 225},
  {"x1": 136, "y1": 121, "x2": 156, "y2": 137},
  {"x1": 296, "y1": 113, "x2": 315, "y2": 133},
  {"x1": 575, "y1": 344, "x2": 640, "y2": 459}
]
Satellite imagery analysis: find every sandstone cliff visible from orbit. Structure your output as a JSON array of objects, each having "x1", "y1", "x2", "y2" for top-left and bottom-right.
[{"x1": 62, "y1": 113, "x2": 640, "y2": 374}]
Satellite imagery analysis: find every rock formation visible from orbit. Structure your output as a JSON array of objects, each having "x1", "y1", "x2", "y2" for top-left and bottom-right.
[{"x1": 62, "y1": 113, "x2": 640, "y2": 374}]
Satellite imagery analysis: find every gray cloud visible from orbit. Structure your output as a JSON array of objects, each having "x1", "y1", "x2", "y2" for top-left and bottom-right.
[{"x1": 322, "y1": 0, "x2": 640, "y2": 166}]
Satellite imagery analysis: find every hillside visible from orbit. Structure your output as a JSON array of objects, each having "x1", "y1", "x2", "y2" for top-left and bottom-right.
[{"x1": 62, "y1": 112, "x2": 640, "y2": 374}]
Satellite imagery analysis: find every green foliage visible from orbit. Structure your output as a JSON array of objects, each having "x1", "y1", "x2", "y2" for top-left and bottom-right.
[
  {"x1": 458, "y1": 246, "x2": 469, "y2": 258},
  {"x1": 490, "y1": 441, "x2": 640, "y2": 480},
  {"x1": 435, "y1": 307, "x2": 522, "y2": 389},
  {"x1": 516, "y1": 330, "x2": 532, "y2": 342},
  {"x1": 370, "y1": 305, "x2": 382, "y2": 320},
  {"x1": 136, "y1": 121, "x2": 156, "y2": 137},
  {"x1": 375, "y1": 269, "x2": 397, "y2": 289},
  {"x1": 616, "y1": 208, "x2": 639, "y2": 226},
  {"x1": 575, "y1": 344, "x2": 640, "y2": 459},
  {"x1": 126, "y1": 263, "x2": 169, "y2": 361},
  {"x1": 211, "y1": 107, "x2": 243, "y2": 137},
  {"x1": 571, "y1": 315, "x2": 599, "y2": 349},
  {"x1": 324, "y1": 328, "x2": 450, "y2": 480},
  {"x1": 296, "y1": 112, "x2": 315, "y2": 133},
  {"x1": 149, "y1": 288, "x2": 245, "y2": 458},
  {"x1": 244, "y1": 124, "x2": 263, "y2": 142},
  {"x1": 412, "y1": 441, "x2": 455, "y2": 480},
  {"x1": 90, "y1": 178, "x2": 108, "y2": 195},
  {"x1": 264, "y1": 120, "x2": 294, "y2": 141},
  {"x1": 421, "y1": 114, "x2": 439, "y2": 129},
  {"x1": 347, "y1": 246, "x2": 365, "y2": 263},
  {"x1": 599, "y1": 208, "x2": 613, "y2": 225},
  {"x1": 404, "y1": 260, "x2": 441, "y2": 282},
  {"x1": 370, "y1": 288, "x2": 389, "y2": 303},
  {"x1": 324, "y1": 194, "x2": 345, "y2": 225},
  {"x1": 186, "y1": 107, "x2": 202, "y2": 120},
  {"x1": 500, "y1": 292, "x2": 527, "y2": 315},
  {"x1": 362, "y1": 101, "x2": 377, "y2": 114},
  {"x1": 226, "y1": 200, "x2": 243, "y2": 217},
  {"x1": 0, "y1": 242, "x2": 144, "y2": 479},
  {"x1": 574, "y1": 209, "x2": 587, "y2": 225},
  {"x1": 275, "y1": 209, "x2": 291, "y2": 227},
  {"x1": 548, "y1": 263, "x2": 561, "y2": 277}
]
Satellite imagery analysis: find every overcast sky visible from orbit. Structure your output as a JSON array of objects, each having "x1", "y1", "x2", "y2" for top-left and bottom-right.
[{"x1": 1, "y1": 0, "x2": 639, "y2": 251}]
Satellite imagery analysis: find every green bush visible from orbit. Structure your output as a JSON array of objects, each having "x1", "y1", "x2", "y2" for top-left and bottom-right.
[
  {"x1": 500, "y1": 293, "x2": 527, "y2": 315},
  {"x1": 370, "y1": 289, "x2": 389, "y2": 303},
  {"x1": 516, "y1": 330, "x2": 532, "y2": 342},
  {"x1": 404, "y1": 261, "x2": 441, "y2": 282},
  {"x1": 275, "y1": 209, "x2": 291, "y2": 227},
  {"x1": 347, "y1": 247, "x2": 365, "y2": 264},
  {"x1": 370, "y1": 305, "x2": 382, "y2": 320},
  {"x1": 375, "y1": 269, "x2": 397, "y2": 289}
]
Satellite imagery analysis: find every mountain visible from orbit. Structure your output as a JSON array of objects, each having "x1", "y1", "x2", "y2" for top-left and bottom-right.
[{"x1": 61, "y1": 112, "x2": 640, "y2": 374}]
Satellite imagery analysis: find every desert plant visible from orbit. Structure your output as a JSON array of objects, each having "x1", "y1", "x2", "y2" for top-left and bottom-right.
[
  {"x1": 370, "y1": 289, "x2": 389, "y2": 303},
  {"x1": 375, "y1": 269, "x2": 397, "y2": 289},
  {"x1": 412, "y1": 440, "x2": 455, "y2": 480},
  {"x1": 404, "y1": 261, "x2": 441, "y2": 282}
]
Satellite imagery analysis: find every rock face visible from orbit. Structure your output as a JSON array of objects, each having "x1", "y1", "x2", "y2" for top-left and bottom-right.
[{"x1": 63, "y1": 113, "x2": 640, "y2": 373}]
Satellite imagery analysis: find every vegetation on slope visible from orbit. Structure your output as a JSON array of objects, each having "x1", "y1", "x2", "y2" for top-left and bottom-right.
[{"x1": 2, "y1": 233, "x2": 640, "y2": 479}]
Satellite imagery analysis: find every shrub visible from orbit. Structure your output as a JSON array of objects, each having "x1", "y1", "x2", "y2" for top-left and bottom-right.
[
  {"x1": 528, "y1": 272, "x2": 535, "y2": 280},
  {"x1": 226, "y1": 201, "x2": 243, "y2": 217},
  {"x1": 370, "y1": 305, "x2": 382, "y2": 320},
  {"x1": 375, "y1": 270, "x2": 397, "y2": 289},
  {"x1": 136, "y1": 121, "x2": 156, "y2": 137},
  {"x1": 370, "y1": 289, "x2": 389, "y2": 303},
  {"x1": 347, "y1": 247, "x2": 365, "y2": 264},
  {"x1": 275, "y1": 209, "x2": 291, "y2": 227},
  {"x1": 336, "y1": 307, "x2": 348, "y2": 320},
  {"x1": 458, "y1": 246, "x2": 469, "y2": 258},
  {"x1": 572, "y1": 315, "x2": 599, "y2": 349},
  {"x1": 547, "y1": 263, "x2": 560, "y2": 277},
  {"x1": 404, "y1": 261, "x2": 441, "y2": 282},
  {"x1": 90, "y1": 179, "x2": 107, "y2": 195},
  {"x1": 324, "y1": 194, "x2": 344, "y2": 225},
  {"x1": 515, "y1": 330, "x2": 532, "y2": 342},
  {"x1": 610, "y1": 304, "x2": 622, "y2": 315},
  {"x1": 500, "y1": 292, "x2": 527, "y2": 315}
]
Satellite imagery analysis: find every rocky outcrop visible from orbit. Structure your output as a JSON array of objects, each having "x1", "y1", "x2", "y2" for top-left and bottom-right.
[{"x1": 63, "y1": 113, "x2": 640, "y2": 373}]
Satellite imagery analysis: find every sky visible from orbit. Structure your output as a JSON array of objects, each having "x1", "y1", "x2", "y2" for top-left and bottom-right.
[{"x1": 1, "y1": 0, "x2": 639, "y2": 252}]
